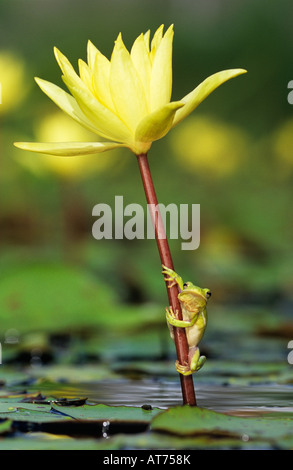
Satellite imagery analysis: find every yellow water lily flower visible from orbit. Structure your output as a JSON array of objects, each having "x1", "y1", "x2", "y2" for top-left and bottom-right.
[{"x1": 14, "y1": 25, "x2": 246, "y2": 156}]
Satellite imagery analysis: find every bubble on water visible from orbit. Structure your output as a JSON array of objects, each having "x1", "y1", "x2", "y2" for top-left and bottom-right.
[{"x1": 102, "y1": 420, "x2": 110, "y2": 439}]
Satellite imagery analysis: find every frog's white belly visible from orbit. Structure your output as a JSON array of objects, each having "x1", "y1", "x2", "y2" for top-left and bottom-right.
[
  {"x1": 182, "y1": 306, "x2": 206, "y2": 347},
  {"x1": 185, "y1": 322, "x2": 203, "y2": 347}
]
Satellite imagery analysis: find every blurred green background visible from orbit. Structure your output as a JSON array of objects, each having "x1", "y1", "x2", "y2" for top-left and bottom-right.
[{"x1": 0, "y1": 0, "x2": 292, "y2": 362}]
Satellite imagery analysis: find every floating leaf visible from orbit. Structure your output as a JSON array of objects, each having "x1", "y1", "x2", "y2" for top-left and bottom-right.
[
  {"x1": 0, "y1": 434, "x2": 113, "y2": 450},
  {"x1": 151, "y1": 406, "x2": 293, "y2": 440},
  {"x1": 0, "y1": 403, "x2": 72, "y2": 423},
  {"x1": 0, "y1": 400, "x2": 161, "y2": 425},
  {"x1": 51, "y1": 403, "x2": 162, "y2": 422},
  {"x1": 0, "y1": 262, "x2": 160, "y2": 335}
]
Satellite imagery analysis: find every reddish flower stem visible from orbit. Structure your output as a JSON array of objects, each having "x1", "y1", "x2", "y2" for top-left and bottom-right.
[{"x1": 136, "y1": 153, "x2": 197, "y2": 406}]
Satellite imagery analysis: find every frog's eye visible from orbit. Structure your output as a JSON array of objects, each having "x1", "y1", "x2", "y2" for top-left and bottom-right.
[
  {"x1": 183, "y1": 282, "x2": 189, "y2": 288},
  {"x1": 206, "y1": 290, "x2": 212, "y2": 299}
]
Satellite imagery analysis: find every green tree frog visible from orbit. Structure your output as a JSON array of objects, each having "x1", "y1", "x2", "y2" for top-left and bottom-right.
[{"x1": 162, "y1": 265, "x2": 211, "y2": 376}]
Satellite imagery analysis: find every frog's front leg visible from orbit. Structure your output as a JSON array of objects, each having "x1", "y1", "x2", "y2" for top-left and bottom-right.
[
  {"x1": 162, "y1": 265, "x2": 184, "y2": 291},
  {"x1": 165, "y1": 306, "x2": 197, "y2": 328},
  {"x1": 175, "y1": 347, "x2": 206, "y2": 376}
]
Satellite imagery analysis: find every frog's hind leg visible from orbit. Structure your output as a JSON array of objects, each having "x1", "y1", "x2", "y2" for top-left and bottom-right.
[
  {"x1": 189, "y1": 346, "x2": 206, "y2": 372},
  {"x1": 175, "y1": 347, "x2": 206, "y2": 376}
]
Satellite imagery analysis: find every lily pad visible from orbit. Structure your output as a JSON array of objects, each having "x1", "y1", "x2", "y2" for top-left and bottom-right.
[
  {"x1": 0, "y1": 429, "x2": 279, "y2": 450},
  {"x1": 0, "y1": 400, "x2": 161, "y2": 424},
  {"x1": 151, "y1": 406, "x2": 293, "y2": 440},
  {"x1": 0, "y1": 434, "x2": 115, "y2": 450},
  {"x1": 91, "y1": 430, "x2": 275, "y2": 450},
  {"x1": 51, "y1": 403, "x2": 162, "y2": 423},
  {"x1": 0, "y1": 403, "x2": 73, "y2": 422},
  {"x1": 0, "y1": 263, "x2": 161, "y2": 335},
  {"x1": 27, "y1": 364, "x2": 120, "y2": 383}
]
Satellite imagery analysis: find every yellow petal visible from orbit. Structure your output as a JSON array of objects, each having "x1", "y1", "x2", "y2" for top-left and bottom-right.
[
  {"x1": 55, "y1": 48, "x2": 132, "y2": 142},
  {"x1": 35, "y1": 77, "x2": 101, "y2": 135},
  {"x1": 92, "y1": 50, "x2": 116, "y2": 113},
  {"x1": 54, "y1": 47, "x2": 75, "y2": 75},
  {"x1": 87, "y1": 40, "x2": 99, "y2": 69},
  {"x1": 150, "y1": 25, "x2": 173, "y2": 112},
  {"x1": 150, "y1": 24, "x2": 164, "y2": 64},
  {"x1": 14, "y1": 141, "x2": 125, "y2": 156},
  {"x1": 78, "y1": 59, "x2": 94, "y2": 93},
  {"x1": 62, "y1": 73, "x2": 130, "y2": 142},
  {"x1": 172, "y1": 69, "x2": 247, "y2": 128},
  {"x1": 110, "y1": 33, "x2": 148, "y2": 131},
  {"x1": 131, "y1": 33, "x2": 152, "y2": 108},
  {"x1": 144, "y1": 30, "x2": 150, "y2": 53},
  {"x1": 135, "y1": 101, "x2": 184, "y2": 144}
]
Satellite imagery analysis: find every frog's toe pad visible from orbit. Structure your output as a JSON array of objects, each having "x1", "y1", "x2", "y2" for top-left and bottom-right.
[
  {"x1": 175, "y1": 360, "x2": 193, "y2": 376},
  {"x1": 195, "y1": 356, "x2": 206, "y2": 371}
]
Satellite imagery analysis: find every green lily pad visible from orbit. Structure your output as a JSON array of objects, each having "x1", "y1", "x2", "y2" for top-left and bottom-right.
[
  {"x1": 0, "y1": 263, "x2": 161, "y2": 335},
  {"x1": 0, "y1": 429, "x2": 279, "y2": 450},
  {"x1": 151, "y1": 406, "x2": 293, "y2": 440},
  {"x1": 0, "y1": 400, "x2": 161, "y2": 425},
  {"x1": 200, "y1": 360, "x2": 292, "y2": 385},
  {"x1": 51, "y1": 403, "x2": 162, "y2": 422},
  {"x1": 27, "y1": 364, "x2": 120, "y2": 383},
  {"x1": 0, "y1": 367, "x2": 30, "y2": 386},
  {"x1": 0, "y1": 434, "x2": 114, "y2": 450},
  {"x1": 0, "y1": 263, "x2": 113, "y2": 333},
  {"x1": 96, "y1": 431, "x2": 275, "y2": 450},
  {"x1": 0, "y1": 403, "x2": 73, "y2": 422}
]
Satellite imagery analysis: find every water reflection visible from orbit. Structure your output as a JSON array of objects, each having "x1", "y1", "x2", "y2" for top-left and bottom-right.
[{"x1": 37, "y1": 378, "x2": 293, "y2": 414}]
